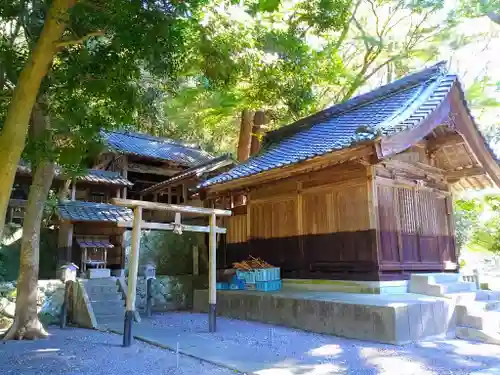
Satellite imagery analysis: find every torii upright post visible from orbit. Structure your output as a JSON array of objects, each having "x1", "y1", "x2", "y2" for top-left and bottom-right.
[
  {"x1": 208, "y1": 213, "x2": 217, "y2": 332},
  {"x1": 123, "y1": 206, "x2": 142, "y2": 347}
]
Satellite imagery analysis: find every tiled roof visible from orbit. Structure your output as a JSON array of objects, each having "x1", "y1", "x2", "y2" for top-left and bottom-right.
[
  {"x1": 57, "y1": 201, "x2": 133, "y2": 223},
  {"x1": 80, "y1": 169, "x2": 133, "y2": 186},
  {"x1": 102, "y1": 130, "x2": 213, "y2": 166},
  {"x1": 76, "y1": 237, "x2": 115, "y2": 248},
  {"x1": 16, "y1": 163, "x2": 133, "y2": 187},
  {"x1": 200, "y1": 62, "x2": 457, "y2": 188},
  {"x1": 140, "y1": 154, "x2": 233, "y2": 195}
]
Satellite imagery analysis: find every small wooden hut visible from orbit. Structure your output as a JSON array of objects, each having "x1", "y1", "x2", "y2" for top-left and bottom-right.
[{"x1": 199, "y1": 62, "x2": 500, "y2": 281}]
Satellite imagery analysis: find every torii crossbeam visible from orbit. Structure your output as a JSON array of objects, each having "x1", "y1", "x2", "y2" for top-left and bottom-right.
[{"x1": 112, "y1": 198, "x2": 232, "y2": 347}]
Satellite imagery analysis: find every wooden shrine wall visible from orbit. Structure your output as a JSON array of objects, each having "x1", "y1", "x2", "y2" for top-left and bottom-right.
[
  {"x1": 223, "y1": 163, "x2": 380, "y2": 280},
  {"x1": 73, "y1": 223, "x2": 126, "y2": 270},
  {"x1": 376, "y1": 179, "x2": 457, "y2": 274}
]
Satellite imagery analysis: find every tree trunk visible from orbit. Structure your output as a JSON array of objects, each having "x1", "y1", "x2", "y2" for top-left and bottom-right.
[
  {"x1": 57, "y1": 180, "x2": 72, "y2": 200},
  {"x1": 0, "y1": 0, "x2": 73, "y2": 241},
  {"x1": 3, "y1": 107, "x2": 56, "y2": 341},
  {"x1": 250, "y1": 110, "x2": 266, "y2": 156},
  {"x1": 237, "y1": 109, "x2": 254, "y2": 162}
]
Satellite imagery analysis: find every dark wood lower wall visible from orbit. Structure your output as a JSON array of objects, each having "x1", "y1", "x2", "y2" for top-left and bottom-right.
[{"x1": 221, "y1": 230, "x2": 457, "y2": 281}]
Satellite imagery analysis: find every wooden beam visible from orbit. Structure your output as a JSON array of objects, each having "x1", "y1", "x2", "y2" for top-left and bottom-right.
[
  {"x1": 446, "y1": 166, "x2": 485, "y2": 180},
  {"x1": 111, "y1": 198, "x2": 232, "y2": 217},
  {"x1": 203, "y1": 144, "x2": 375, "y2": 194},
  {"x1": 8, "y1": 199, "x2": 27, "y2": 208},
  {"x1": 127, "y1": 162, "x2": 182, "y2": 176},
  {"x1": 383, "y1": 159, "x2": 445, "y2": 179},
  {"x1": 123, "y1": 206, "x2": 142, "y2": 347},
  {"x1": 426, "y1": 133, "x2": 465, "y2": 151},
  {"x1": 117, "y1": 220, "x2": 227, "y2": 234}
]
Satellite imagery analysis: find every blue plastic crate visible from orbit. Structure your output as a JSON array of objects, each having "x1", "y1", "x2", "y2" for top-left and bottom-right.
[
  {"x1": 236, "y1": 270, "x2": 256, "y2": 284},
  {"x1": 256, "y1": 280, "x2": 282, "y2": 292},
  {"x1": 216, "y1": 282, "x2": 229, "y2": 290},
  {"x1": 229, "y1": 277, "x2": 245, "y2": 290},
  {"x1": 255, "y1": 268, "x2": 280, "y2": 282}
]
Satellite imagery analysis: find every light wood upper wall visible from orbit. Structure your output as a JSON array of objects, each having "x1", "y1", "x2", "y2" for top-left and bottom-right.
[{"x1": 226, "y1": 162, "x2": 371, "y2": 243}]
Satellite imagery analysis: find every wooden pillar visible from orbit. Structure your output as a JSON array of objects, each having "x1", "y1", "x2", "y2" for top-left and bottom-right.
[
  {"x1": 208, "y1": 213, "x2": 217, "y2": 332},
  {"x1": 122, "y1": 156, "x2": 128, "y2": 199},
  {"x1": 182, "y1": 184, "x2": 188, "y2": 203},
  {"x1": 58, "y1": 221, "x2": 74, "y2": 265},
  {"x1": 123, "y1": 206, "x2": 142, "y2": 347},
  {"x1": 167, "y1": 187, "x2": 172, "y2": 204},
  {"x1": 193, "y1": 245, "x2": 199, "y2": 276},
  {"x1": 116, "y1": 188, "x2": 121, "y2": 199}
]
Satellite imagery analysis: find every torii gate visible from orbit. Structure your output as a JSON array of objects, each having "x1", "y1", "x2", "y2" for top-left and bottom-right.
[{"x1": 111, "y1": 198, "x2": 232, "y2": 347}]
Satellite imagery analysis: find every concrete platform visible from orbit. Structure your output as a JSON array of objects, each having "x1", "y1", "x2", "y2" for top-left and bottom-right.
[
  {"x1": 193, "y1": 288, "x2": 456, "y2": 344},
  {"x1": 283, "y1": 278, "x2": 408, "y2": 294}
]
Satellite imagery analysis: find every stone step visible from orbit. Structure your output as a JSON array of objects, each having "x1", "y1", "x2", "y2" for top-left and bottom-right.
[
  {"x1": 91, "y1": 301, "x2": 125, "y2": 316},
  {"x1": 85, "y1": 285, "x2": 119, "y2": 295},
  {"x1": 456, "y1": 326, "x2": 500, "y2": 345},
  {"x1": 83, "y1": 277, "x2": 117, "y2": 287}
]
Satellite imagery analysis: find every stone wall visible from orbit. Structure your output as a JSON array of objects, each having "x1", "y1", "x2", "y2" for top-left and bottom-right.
[
  {"x1": 0, "y1": 280, "x2": 65, "y2": 329},
  {"x1": 132, "y1": 275, "x2": 207, "y2": 313}
]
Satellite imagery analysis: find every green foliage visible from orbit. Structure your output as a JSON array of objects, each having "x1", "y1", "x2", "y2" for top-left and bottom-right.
[
  {"x1": 139, "y1": 230, "x2": 207, "y2": 276},
  {"x1": 454, "y1": 197, "x2": 483, "y2": 251},
  {"x1": 455, "y1": 194, "x2": 500, "y2": 255},
  {"x1": 0, "y1": 228, "x2": 58, "y2": 281},
  {"x1": 456, "y1": 0, "x2": 500, "y2": 20}
]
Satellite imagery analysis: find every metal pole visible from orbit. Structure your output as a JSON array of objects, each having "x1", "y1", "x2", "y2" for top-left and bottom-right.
[
  {"x1": 208, "y1": 213, "x2": 217, "y2": 332},
  {"x1": 123, "y1": 206, "x2": 142, "y2": 347}
]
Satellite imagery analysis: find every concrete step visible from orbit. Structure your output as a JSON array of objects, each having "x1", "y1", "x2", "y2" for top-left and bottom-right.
[
  {"x1": 87, "y1": 292, "x2": 123, "y2": 303},
  {"x1": 412, "y1": 273, "x2": 461, "y2": 285},
  {"x1": 456, "y1": 326, "x2": 500, "y2": 345},
  {"x1": 476, "y1": 290, "x2": 500, "y2": 301},
  {"x1": 441, "y1": 282, "x2": 477, "y2": 294},
  {"x1": 444, "y1": 292, "x2": 477, "y2": 304},
  {"x1": 91, "y1": 301, "x2": 125, "y2": 316},
  {"x1": 457, "y1": 310, "x2": 500, "y2": 331}
]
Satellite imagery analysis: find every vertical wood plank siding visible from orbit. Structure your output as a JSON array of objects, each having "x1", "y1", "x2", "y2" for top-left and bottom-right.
[
  {"x1": 222, "y1": 159, "x2": 457, "y2": 280},
  {"x1": 377, "y1": 179, "x2": 456, "y2": 273},
  {"x1": 224, "y1": 164, "x2": 380, "y2": 280}
]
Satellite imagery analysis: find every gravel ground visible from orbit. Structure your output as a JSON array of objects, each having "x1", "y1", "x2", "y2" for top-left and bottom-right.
[
  {"x1": 0, "y1": 327, "x2": 234, "y2": 375},
  {"x1": 147, "y1": 312, "x2": 500, "y2": 375}
]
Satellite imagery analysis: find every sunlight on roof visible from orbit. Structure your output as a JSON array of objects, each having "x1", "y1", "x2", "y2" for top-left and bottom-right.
[
  {"x1": 34, "y1": 348, "x2": 60, "y2": 353},
  {"x1": 308, "y1": 344, "x2": 342, "y2": 357}
]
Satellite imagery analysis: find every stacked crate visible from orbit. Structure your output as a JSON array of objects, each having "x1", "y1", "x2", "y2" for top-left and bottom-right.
[{"x1": 255, "y1": 268, "x2": 281, "y2": 291}]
